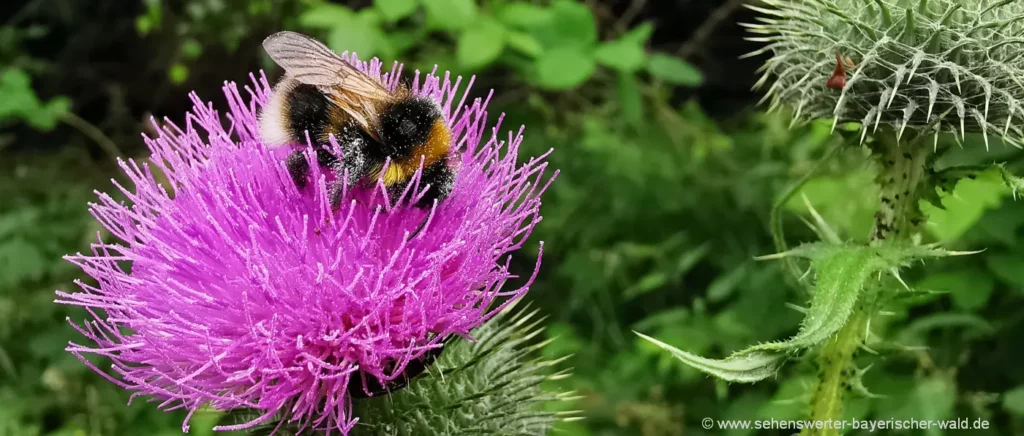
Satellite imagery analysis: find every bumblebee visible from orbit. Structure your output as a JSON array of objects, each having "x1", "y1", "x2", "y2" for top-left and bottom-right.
[{"x1": 260, "y1": 31, "x2": 456, "y2": 208}]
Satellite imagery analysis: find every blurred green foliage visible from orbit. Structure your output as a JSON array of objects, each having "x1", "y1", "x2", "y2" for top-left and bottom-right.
[{"x1": 2, "y1": 0, "x2": 1023, "y2": 435}]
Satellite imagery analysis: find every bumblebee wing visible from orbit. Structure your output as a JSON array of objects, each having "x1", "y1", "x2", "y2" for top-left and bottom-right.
[
  {"x1": 263, "y1": 31, "x2": 391, "y2": 138},
  {"x1": 263, "y1": 31, "x2": 390, "y2": 99}
]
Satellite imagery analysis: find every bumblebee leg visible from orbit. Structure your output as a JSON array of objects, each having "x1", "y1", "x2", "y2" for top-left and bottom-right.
[
  {"x1": 285, "y1": 150, "x2": 309, "y2": 189},
  {"x1": 407, "y1": 213, "x2": 430, "y2": 240}
]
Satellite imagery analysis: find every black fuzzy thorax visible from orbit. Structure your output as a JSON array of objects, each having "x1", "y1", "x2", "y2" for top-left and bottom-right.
[{"x1": 375, "y1": 97, "x2": 441, "y2": 160}]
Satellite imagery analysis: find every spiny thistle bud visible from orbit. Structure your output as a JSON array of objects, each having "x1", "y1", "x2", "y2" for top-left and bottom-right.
[{"x1": 746, "y1": 0, "x2": 1024, "y2": 149}]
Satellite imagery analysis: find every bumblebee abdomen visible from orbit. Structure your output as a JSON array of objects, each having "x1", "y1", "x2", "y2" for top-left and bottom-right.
[{"x1": 285, "y1": 84, "x2": 334, "y2": 144}]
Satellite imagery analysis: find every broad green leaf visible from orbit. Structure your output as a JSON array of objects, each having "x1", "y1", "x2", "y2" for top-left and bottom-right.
[
  {"x1": 595, "y1": 39, "x2": 646, "y2": 72},
  {"x1": 647, "y1": 53, "x2": 703, "y2": 86},
  {"x1": 616, "y1": 72, "x2": 643, "y2": 127},
  {"x1": 750, "y1": 246, "x2": 878, "y2": 353},
  {"x1": 299, "y1": 3, "x2": 354, "y2": 28},
  {"x1": 136, "y1": 16, "x2": 153, "y2": 35},
  {"x1": 762, "y1": 247, "x2": 875, "y2": 350},
  {"x1": 785, "y1": 172, "x2": 878, "y2": 240},
  {"x1": 181, "y1": 38, "x2": 203, "y2": 59},
  {"x1": 620, "y1": 22, "x2": 654, "y2": 45},
  {"x1": 423, "y1": 0, "x2": 477, "y2": 31},
  {"x1": 533, "y1": 0, "x2": 596, "y2": 49},
  {"x1": 375, "y1": 0, "x2": 418, "y2": 22},
  {"x1": 168, "y1": 63, "x2": 189, "y2": 84},
  {"x1": 632, "y1": 308, "x2": 690, "y2": 332},
  {"x1": 759, "y1": 376, "x2": 816, "y2": 421},
  {"x1": 0, "y1": 237, "x2": 47, "y2": 286},
  {"x1": 497, "y1": 2, "x2": 552, "y2": 27},
  {"x1": 0, "y1": 69, "x2": 35, "y2": 119},
  {"x1": 915, "y1": 270, "x2": 994, "y2": 310},
  {"x1": 382, "y1": 29, "x2": 428, "y2": 57},
  {"x1": 898, "y1": 313, "x2": 995, "y2": 345},
  {"x1": 623, "y1": 272, "x2": 668, "y2": 300},
  {"x1": 187, "y1": 408, "x2": 223, "y2": 436},
  {"x1": 534, "y1": 47, "x2": 595, "y2": 89},
  {"x1": 915, "y1": 377, "x2": 957, "y2": 436},
  {"x1": 1004, "y1": 386, "x2": 1024, "y2": 416},
  {"x1": 706, "y1": 263, "x2": 748, "y2": 303},
  {"x1": 26, "y1": 96, "x2": 70, "y2": 131},
  {"x1": 326, "y1": 13, "x2": 379, "y2": 58},
  {"x1": 922, "y1": 168, "x2": 1007, "y2": 241},
  {"x1": 505, "y1": 30, "x2": 543, "y2": 57},
  {"x1": 457, "y1": 19, "x2": 506, "y2": 70},
  {"x1": 637, "y1": 332, "x2": 785, "y2": 383},
  {"x1": 0, "y1": 69, "x2": 69, "y2": 131},
  {"x1": 747, "y1": 243, "x2": 976, "y2": 353},
  {"x1": 986, "y1": 251, "x2": 1024, "y2": 288}
]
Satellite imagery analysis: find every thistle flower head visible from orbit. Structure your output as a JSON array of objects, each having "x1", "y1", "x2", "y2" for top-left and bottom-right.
[
  {"x1": 748, "y1": 0, "x2": 1024, "y2": 148},
  {"x1": 56, "y1": 56, "x2": 554, "y2": 434}
]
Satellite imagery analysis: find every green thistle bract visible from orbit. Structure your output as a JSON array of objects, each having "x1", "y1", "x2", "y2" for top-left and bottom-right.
[{"x1": 747, "y1": 0, "x2": 1024, "y2": 149}]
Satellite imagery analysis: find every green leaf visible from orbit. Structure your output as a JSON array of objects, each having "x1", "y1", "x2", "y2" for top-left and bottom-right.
[
  {"x1": 616, "y1": 72, "x2": 643, "y2": 127},
  {"x1": 748, "y1": 243, "x2": 973, "y2": 354},
  {"x1": 620, "y1": 22, "x2": 654, "y2": 45},
  {"x1": 761, "y1": 246, "x2": 875, "y2": 350},
  {"x1": 33, "y1": 97, "x2": 70, "y2": 131},
  {"x1": 505, "y1": 30, "x2": 543, "y2": 57},
  {"x1": 497, "y1": 2, "x2": 552, "y2": 27},
  {"x1": 785, "y1": 172, "x2": 879, "y2": 241},
  {"x1": 181, "y1": 38, "x2": 203, "y2": 59},
  {"x1": 922, "y1": 168, "x2": 1007, "y2": 241},
  {"x1": 534, "y1": 47, "x2": 595, "y2": 89},
  {"x1": 325, "y1": 12, "x2": 379, "y2": 58},
  {"x1": 423, "y1": 0, "x2": 478, "y2": 31},
  {"x1": 457, "y1": 19, "x2": 506, "y2": 70},
  {"x1": 299, "y1": 3, "x2": 354, "y2": 29},
  {"x1": 637, "y1": 333, "x2": 786, "y2": 383},
  {"x1": 915, "y1": 377, "x2": 957, "y2": 436},
  {"x1": 706, "y1": 263, "x2": 748, "y2": 303},
  {"x1": 1004, "y1": 386, "x2": 1024, "y2": 416},
  {"x1": 375, "y1": 0, "x2": 418, "y2": 22},
  {"x1": 898, "y1": 313, "x2": 995, "y2": 345},
  {"x1": 169, "y1": 63, "x2": 189, "y2": 84},
  {"x1": 135, "y1": 16, "x2": 153, "y2": 35},
  {"x1": 915, "y1": 270, "x2": 994, "y2": 310},
  {"x1": 624, "y1": 272, "x2": 668, "y2": 300},
  {"x1": 0, "y1": 69, "x2": 71, "y2": 131},
  {"x1": 595, "y1": 39, "x2": 646, "y2": 72},
  {"x1": 533, "y1": 0, "x2": 597, "y2": 49},
  {"x1": 647, "y1": 53, "x2": 703, "y2": 86},
  {"x1": 986, "y1": 251, "x2": 1024, "y2": 288}
]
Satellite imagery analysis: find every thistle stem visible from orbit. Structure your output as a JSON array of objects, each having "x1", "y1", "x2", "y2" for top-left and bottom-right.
[
  {"x1": 869, "y1": 139, "x2": 930, "y2": 243},
  {"x1": 806, "y1": 310, "x2": 868, "y2": 434},
  {"x1": 803, "y1": 134, "x2": 930, "y2": 435}
]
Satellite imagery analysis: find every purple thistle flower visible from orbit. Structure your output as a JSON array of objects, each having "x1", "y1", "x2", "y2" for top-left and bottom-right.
[{"x1": 56, "y1": 54, "x2": 555, "y2": 434}]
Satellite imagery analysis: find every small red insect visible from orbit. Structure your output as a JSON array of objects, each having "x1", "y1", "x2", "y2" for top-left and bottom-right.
[{"x1": 826, "y1": 51, "x2": 856, "y2": 90}]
